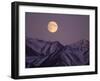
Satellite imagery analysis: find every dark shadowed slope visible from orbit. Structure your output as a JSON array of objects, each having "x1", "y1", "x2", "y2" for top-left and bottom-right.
[
  {"x1": 26, "y1": 38, "x2": 64, "y2": 67},
  {"x1": 26, "y1": 38, "x2": 89, "y2": 68}
]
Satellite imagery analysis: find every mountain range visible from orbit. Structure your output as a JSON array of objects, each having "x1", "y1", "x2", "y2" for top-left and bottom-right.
[{"x1": 26, "y1": 38, "x2": 89, "y2": 68}]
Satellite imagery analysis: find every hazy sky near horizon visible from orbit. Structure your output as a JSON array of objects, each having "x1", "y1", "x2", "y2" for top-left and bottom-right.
[{"x1": 25, "y1": 12, "x2": 89, "y2": 45}]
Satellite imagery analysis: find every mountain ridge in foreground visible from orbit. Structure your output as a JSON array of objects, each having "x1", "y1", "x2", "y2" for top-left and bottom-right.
[{"x1": 26, "y1": 38, "x2": 89, "y2": 68}]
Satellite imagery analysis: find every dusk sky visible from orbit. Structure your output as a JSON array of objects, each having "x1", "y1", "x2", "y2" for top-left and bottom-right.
[{"x1": 25, "y1": 12, "x2": 89, "y2": 45}]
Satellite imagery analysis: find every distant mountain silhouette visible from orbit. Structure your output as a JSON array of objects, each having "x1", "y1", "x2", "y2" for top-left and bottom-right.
[{"x1": 26, "y1": 38, "x2": 89, "y2": 68}]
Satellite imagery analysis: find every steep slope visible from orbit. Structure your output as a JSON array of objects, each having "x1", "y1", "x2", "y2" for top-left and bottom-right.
[
  {"x1": 60, "y1": 40, "x2": 89, "y2": 66},
  {"x1": 26, "y1": 38, "x2": 64, "y2": 67},
  {"x1": 26, "y1": 38, "x2": 89, "y2": 68}
]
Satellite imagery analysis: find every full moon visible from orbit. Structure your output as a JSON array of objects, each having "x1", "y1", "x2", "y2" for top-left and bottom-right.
[{"x1": 48, "y1": 21, "x2": 58, "y2": 33}]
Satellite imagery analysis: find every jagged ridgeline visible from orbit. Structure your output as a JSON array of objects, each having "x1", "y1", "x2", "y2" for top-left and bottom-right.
[{"x1": 26, "y1": 38, "x2": 89, "y2": 68}]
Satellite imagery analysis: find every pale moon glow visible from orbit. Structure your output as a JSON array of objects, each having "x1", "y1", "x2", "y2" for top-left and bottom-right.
[{"x1": 48, "y1": 21, "x2": 58, "y2": 33}]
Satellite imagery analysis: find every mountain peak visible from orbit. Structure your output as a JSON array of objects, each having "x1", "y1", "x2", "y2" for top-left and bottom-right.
[
  {"x1": 69, "y1": 39, "x2": 89, "y2": 50},
  {"x1": 26, "y1": 38, "x2": 64, "y2": 56},
  {"x1": 52, "y1": 41, "x2": 63, "y2": 46}
]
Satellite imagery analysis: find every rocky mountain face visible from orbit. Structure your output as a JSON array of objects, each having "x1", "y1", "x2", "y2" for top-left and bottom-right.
[{"x1": 26, "y1": 38, "x2": 89, "y2": 68}]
